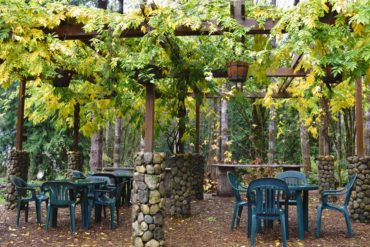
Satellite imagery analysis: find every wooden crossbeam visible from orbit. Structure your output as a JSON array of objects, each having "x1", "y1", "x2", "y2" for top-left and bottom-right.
[
  {"x1": 212, "y1": 68, "x2": 306, "y2": 78},
  {"x1": 187, "y1": 91, "x2": 294, "y2": 99}
]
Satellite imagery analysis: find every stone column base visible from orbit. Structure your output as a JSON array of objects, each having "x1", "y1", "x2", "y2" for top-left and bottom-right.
[
  {"x1": 131, "y1": 152, "x2": 166, "y2": 247},
  {"x1": 6, "y1": 150, "x2": 30, "y2": 210},
  {"x1": 190, "y1": 154, "x2": 205, "y2": 200},
  {"x1": 348, "y1": 156, "x2": 370, "y2": 223},
  {"x1": 317, "y1": 155, "x2": 335, "y2": 192},
  {"x1": 67, "y1": 151, "x2": 84, "y2": 178}
]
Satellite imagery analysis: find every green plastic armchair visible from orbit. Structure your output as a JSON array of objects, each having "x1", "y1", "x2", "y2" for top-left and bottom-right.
[
  {"x1": 316, "y1": 174, "x2": 357, "y2": 238},
  {"x1": 94, "y1": 180, "x2": 129, "y2": 229},
  {"x1": 227, "y1": 172, "x2": 248, "y2": 230},
  {"x1": 9, "y1": 175, "x2": 48, "y2": 226},
  {"x1": 247, "y1": 178, "x2": 290, "y2": 247},
  {"x1": 42, "y1": 181, "x2": 78, "y2": 233}
]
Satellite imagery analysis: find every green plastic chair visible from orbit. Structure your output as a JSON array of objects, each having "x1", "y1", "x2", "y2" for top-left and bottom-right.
[
  {"x1": 94, "y1": 181, "x2": 129, "y2": 229},
  {"x1": 42, "y1": 181, "x2": 77, "y2": 233},
  {"x1": 247, "y1": 178, "x2": 290, "y2": 247},
  {"x1": 276, "y1": 171, "x2": 307, "y2": 205},
  {"x1": 9, "y1": 175, "x2": 48, "y2": 226},
  {"x1": 316, "y1": 174, "x2": 357, "y2": 238},
  {"x1": 227, "y1": 172, "x2": 248, "y2": 230}
]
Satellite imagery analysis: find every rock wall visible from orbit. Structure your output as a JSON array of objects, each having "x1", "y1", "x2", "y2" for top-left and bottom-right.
[
  {"x1": 317, "y1": 155, "x2": 336, "y2": 192},
  {"x1": 167, "y1": 154, "x2": 192, "y2": 217},
  {"x1": 131, "y1": 152, "x2": 166, "y2": 247},
  {"x1": 348, "y1": 156, "x2": 370, "y2": 223},
  {"x1": 6, "y1": 150, "x2": 29, "y2": 210},
  {"x1": 67, "y1": 151, "x2": 83, "y2": 177}
]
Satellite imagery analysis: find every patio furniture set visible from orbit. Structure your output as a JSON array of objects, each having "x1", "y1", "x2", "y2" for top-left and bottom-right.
[
  {"x1": 9, "y1": 169, "x2": 133, "y2": 233},
  {"x1": 227, "y1": 170, "x2": 357, "y2": 247}
]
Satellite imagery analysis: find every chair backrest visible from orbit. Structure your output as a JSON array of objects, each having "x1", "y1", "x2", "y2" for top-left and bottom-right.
[
  {"x1": 9, "y1": 175, "x2": 27, "y2": 189},
  {"x1": 343, "y1": 174, "x2": 357, "y2": 206},
  {"x1": 71, "y1": 170, "x2": 86, "y2": 179},
  {"x1": 276, "y1": 171, "x2": 307, "y2": 186},
  {"x1": 42, "y1": 182, "x2": 76, "y2": 206},
  {"x1": 247, "y1": 178, "x2": 290, "y2": 215},
  {"x1": 227, "y1": 172, "x2": 243, "y2": 202},
  {"x1": 92, "y1": 173, "x2": 117, "y2": 186}
]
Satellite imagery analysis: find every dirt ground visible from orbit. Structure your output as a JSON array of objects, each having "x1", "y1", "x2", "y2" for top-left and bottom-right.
[{"x1": 0, "y1": 192, "x2": 369, "y2": 247}]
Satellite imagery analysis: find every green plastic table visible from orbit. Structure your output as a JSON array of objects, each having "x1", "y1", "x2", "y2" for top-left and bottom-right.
[
  {"x1": 48, "y1": 179, "x2": 106, "y2": 229},
  {"x1": 288, "y1": 184, "x2": 319, "y2": 240}
]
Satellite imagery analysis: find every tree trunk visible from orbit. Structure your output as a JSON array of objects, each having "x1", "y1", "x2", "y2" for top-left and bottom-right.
[
  {"x1": 113, "y1": 117, "x2": 122, "y2": 168},
  {"x1": 319, "y1": 97, "x2": 330, "y2": 156},
  {"x1": 220, "y1": 86, "x2": 228, "y2": 162},
  {"x1": 89, "y1": 127, "x2": 103, "y2": 172},
  {"x1": 118, "y1": 0, "x2": 124, "y2": 13},
  {"x1": 104, "y1": 121, "x2": 113, "y2": 167},
  {"x1": 300, "y1": 122, "x2": 311, "y2": 172},
  {"x1": 97, "y1": 0, "x2": 108, "y2": 9},
  {"x1": 344, "y1": 108, "x2": 356, "y2": 157},
  {"x1": 268, "y1": 105, "x2": 276, "y2": 165}
]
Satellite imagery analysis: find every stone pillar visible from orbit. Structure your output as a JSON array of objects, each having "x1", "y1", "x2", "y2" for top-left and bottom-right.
[
  {"x1": 348, "y1": 156, "x2": 370, "y2": 223},
  {"x1": 190, "y1": 154, "x2": 205, "y2": 200},
  {"x1": 167, "y1": 154, "x2": 192, "y2": 217},
  {"x1": 131, "y1": 152, "x2": 166, "y2": 247},
  {"x1": 317, "y1": 155, "x2": 336, "y2": 192},
  {"x1": 67, "y1": 151, "x2": 84, "y2": 177},
  {"x1": 6, "y1": 150, "x2": 30, "y2": 210}
]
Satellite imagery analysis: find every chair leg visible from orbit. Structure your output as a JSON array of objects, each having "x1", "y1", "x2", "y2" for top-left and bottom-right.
[
  {"x1": 16, "y1": 201, "x2": 22, "y2": 227},
  {"x1": 103, "y1": 206, "x2": 107, "y2": 219},
  {"x1": 231, "y1": 204, "x2": 238, "y2": 230},
  {"x1": 70, "y1": 205, "x2": 76, "y2": 233},
  {"x1": 110, "y1": 205, "x2": 115, "y2": 229},
  {"x1": 251, "y1": 214, "x2": 257, "y2": 247},
  {"x1": 116, "y1": 206, "x2": 120, "y2": 225},
  {"x1": 237, "y1": 206, "x2": 243, "y2": 226},
  {"x1": 247, "y1": 205, "x2": 252, "y2": 238},
  {"x1": 280, "y1": 214, "x2": 287, "y2": 247},
  {"x1": 36, "y1": 200, "x2": 41, "y2": 224},
  {"x1": 316, "y1": 206, "x2": 323, "y2": 238},
  {"x1": 24, "y1": 202, "x2": 29, "y2": 223},
  {"x1": 45, "y1": 205, "x2": 51, "y2": 231},
  {"x1": 342, "y1": 209, "x2": 353, "y2": 238}
]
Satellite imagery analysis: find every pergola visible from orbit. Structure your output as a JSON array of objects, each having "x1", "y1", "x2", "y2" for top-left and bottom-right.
[{"x1": 5, "y1": 0, "x2": 367, "y2": 245}]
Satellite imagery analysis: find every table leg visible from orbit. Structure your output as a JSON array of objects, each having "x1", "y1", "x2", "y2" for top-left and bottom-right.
[
  {"x1": 296, "y1": 191, "x2": 304, "y2": 240},
  {"x1": 303, "y1": 191, "x2": 309, "y2": 231}
]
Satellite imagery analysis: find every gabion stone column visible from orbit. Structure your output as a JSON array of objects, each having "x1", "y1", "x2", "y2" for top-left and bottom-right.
[
  {"x1": 190, "y1": 154, "x2": 205, "y2": 200},
  {"x1": 67, "y1": 151, "x2": 83, "y2": 177},
  {"x1": 167, "y1": 154, "x2": 192, "y2": 217},
  {"x1": 317, "y1": 155, "x2": 336, "y2": 192},
  {"x1": 348, "y1": 156, "x2": 370, "y2": 223},
  {"x1": 6, "y1": 150, "x2": 30, "y2": 210},
  {"x1": 131, "y1": 152, "x2": 166, "y2": 247}
]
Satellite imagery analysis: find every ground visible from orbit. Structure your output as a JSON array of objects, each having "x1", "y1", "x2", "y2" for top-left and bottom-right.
[{"x1": 0, "y1": 192, "x2": 369, "y2": 247}]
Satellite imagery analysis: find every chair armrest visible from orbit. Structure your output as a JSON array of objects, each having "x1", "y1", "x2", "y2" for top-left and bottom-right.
[
  {"x1": 322, "y1": 188, "x2": 345, "y2": 197},
  {"x1": 27, "y1": 184, "x2": 41, "y2": 188}
]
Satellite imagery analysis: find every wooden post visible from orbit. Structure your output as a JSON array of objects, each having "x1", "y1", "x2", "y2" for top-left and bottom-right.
[
  {"x1": 15, "y1": 81, "x2": 26, "y2": 151},
  {"x1": 195, "y1": 98, "x2": 200, "y2": 153},
  {"x1": 73, "y1": 102, "x2": 80, "y2": 152},
  {"x1": 319, "y1": 97, "x2": 330, "y2": 156},
  {"x1": 356, "y1": 78, "x2": 364, "y2": 156},
  {"x1": 145, "y1": 83, "x2": 155, "y2": 152}
]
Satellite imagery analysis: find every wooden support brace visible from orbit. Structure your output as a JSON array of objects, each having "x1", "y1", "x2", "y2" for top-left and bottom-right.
[
  {"x1": 15, "y1": 81, "x2": 26, "y2": 151},
  {"x1": 145, "y1": 83, "x2": 155, "y2": 152},
  {"x1": 195, "y1": 98, "x2": 200, "y2": 153},
  {"x1": 356, "y1": 78, "x2": 364, "y2": 156},
  {"x1": 73, "y1": 102, "x2": 80, "y2": 152}
]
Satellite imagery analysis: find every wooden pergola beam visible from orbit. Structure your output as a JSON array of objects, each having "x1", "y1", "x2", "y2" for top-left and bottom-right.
[
  {"x1": 188, "y1": 91, "x2": 294, "y2": 99},
  {"x1": 212, "y1": 68, "x2": 306, "y2": 78},
  {"x1": 144, "y1": 83, "x2": 155, "y2": 152}
]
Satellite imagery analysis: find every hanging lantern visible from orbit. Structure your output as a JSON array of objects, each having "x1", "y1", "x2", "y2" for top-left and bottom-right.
[{"x1": 227, "y1": 61, "x2": 248, "y2": 82}]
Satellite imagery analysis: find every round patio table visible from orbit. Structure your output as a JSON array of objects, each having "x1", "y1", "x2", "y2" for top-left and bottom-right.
[
  {"x1": 288, "y1": 184, "x2": 319, "y2": 240},
  {"x1": 49, "y1": 179, "x2": 106, "y2": 229}
]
